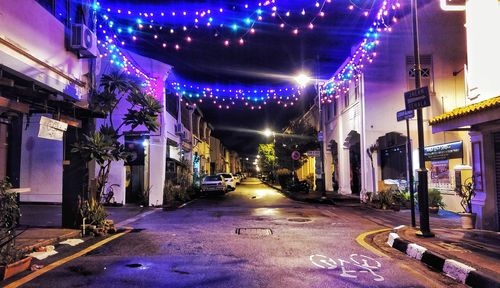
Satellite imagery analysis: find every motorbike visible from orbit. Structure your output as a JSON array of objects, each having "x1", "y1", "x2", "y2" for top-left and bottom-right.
[{"x1": 288, "y1": 180, "x2": 310, "y2": 194}]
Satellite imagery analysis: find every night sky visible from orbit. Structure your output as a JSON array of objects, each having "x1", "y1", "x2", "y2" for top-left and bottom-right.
[{"x1": 100, "y1": 0, "x2": 378, "y2": 155}]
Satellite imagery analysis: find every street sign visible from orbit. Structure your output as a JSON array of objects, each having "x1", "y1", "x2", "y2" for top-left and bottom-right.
[
  {"x1": 318, "y1": 131, "x2": 323, "y2": 142},
  {"x1": 396, "y1": 109, "x2": 415, "y2": 122},
  {"x1": 307, "y1": 150, "x2": 321, "y2": 157},
  {"x1": 291, "y1": 150, "x2": 301, "y2": 160},
  {"x1": 404, "y1": 86, "x2": 430, "y2": 110}
]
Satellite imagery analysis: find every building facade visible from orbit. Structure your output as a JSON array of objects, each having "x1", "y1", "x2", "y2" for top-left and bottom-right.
[
  {"x1": 322, "y1": 1, "x2": 468, "y2": 211},
  {"x1": 429, "y1": 0, "x2": 500, "y2": 231}
]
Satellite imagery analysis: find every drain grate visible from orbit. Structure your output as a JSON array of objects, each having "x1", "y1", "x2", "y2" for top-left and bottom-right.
[
  {"x1": 235, "y1": 228, "x2": 273, "y2": 236},
  {"x1": 288, "y1": 218, "x2": 311, "y2": 223},
  {"x1": 126, "y1": 263, "x2": 143, "y2": 268}
]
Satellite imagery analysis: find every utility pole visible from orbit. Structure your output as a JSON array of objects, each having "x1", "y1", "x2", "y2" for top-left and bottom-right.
[{"x1": 412, "y1": 0, "x2": 433, "y2": 237}]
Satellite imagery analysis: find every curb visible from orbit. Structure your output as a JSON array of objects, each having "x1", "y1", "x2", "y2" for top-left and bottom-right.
[
  {"x1": 263, "y1": 181, "x2": 336, "y2": 205},
  {"x1": 387, "y1": 231, "x2": 500, "y2": 288},
  {"x1": 19, "y1": 229, "x2": 81, "y2": 253}
]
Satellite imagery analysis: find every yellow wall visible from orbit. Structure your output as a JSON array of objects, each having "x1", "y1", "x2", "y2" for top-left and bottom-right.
[{"x1": 296, "y1": 156, "x2": 316, "y2": 189}]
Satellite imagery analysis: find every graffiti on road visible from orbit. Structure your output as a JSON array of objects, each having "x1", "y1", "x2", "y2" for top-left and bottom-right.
[{"x1": 309, "y1": 254, "x2": 384, "y2": 282}]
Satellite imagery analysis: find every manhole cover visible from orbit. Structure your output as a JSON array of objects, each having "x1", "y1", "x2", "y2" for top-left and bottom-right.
[
  {"x1": 288, "y1": 218, "x2": 312, "y2": 222},
  {"x1": 235, "y1": 228, "x2": 273, "y2": 235},
  {"x1": 126, "y1": 263, "x2": 143, "y2": 268}
]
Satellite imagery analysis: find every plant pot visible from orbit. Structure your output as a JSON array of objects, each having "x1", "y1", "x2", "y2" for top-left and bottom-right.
[
  {"x1": 459, "y1": 213, "x2": 477, "y2": 229},
  {"x1": 0, "y1": 256, "x2": 32, "y2": 280},
  {"x1": 429, "y1": 206, "x2": 440, "y2": 214}
]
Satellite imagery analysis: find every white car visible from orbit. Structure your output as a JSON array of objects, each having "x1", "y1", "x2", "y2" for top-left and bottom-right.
[
  {"x1": 217, "y1": 173, "x2": 236, "y2": 191},
  {"x1": 201, "y1": 175, "x2": 227, "y2": 195}
]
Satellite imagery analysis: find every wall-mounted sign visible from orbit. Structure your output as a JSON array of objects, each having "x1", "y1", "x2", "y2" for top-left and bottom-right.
[
  {"x1": 424, "y1": 141, "x2": 463, "y2": 161},
  {"x1": 38, "y1": 116, "x2": 68, "y2": 141}
]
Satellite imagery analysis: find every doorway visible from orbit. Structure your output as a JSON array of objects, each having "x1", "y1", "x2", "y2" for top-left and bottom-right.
[
  {"x1": 125, "y1": 135, "x2": 149, "y2": 205},
  {"x1": 345, "y1": 131, "x2": 361, "y2": 195}
]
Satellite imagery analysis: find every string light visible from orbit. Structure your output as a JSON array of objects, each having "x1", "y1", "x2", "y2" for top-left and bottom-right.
[{"x1": 321, "y1": 0, "x2": 401, "y2": 102}]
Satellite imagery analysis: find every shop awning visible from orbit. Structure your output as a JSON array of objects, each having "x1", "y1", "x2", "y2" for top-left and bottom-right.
[
  {"x1": 0, "y1": 64, "x2": 105, "y2": 119},
  {"x1": 429, "y1": 96, "x2": 500, "y2": 133}
]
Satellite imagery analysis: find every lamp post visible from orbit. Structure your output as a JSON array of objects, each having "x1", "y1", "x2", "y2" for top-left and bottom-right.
[
  {"x1": 294, "y1": 73, "x2": 326, "y2": 198},
  {"x1": 412, "y1": 0, "x2": 433, "y2": 237}
]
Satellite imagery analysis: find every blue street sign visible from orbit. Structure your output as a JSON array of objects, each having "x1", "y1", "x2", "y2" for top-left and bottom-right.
[{"x1": 396, "y1": 109, "x2": 415, "y2": 122}]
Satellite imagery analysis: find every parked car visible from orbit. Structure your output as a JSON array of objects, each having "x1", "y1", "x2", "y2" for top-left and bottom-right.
[
  {"x1": 217, "y1": 173, "x2": 237, "y2": 191},
  {"x1": 233, "y1": 173, "x2": 241, "y2": 184},
  {"x1": 201, "y1": 175, "x2": 227, "y2": 195},
  {"x1": 235, "y1": 172, "x2": 244, "y2": 182}
]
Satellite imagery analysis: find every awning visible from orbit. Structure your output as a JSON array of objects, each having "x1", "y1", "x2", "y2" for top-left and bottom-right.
[
  {"x1": 0, "y1": 65, "x2": 105, "y2": 119},
  {"x1": 429, "y1": 96, "x2": 500, "y2": 133}
]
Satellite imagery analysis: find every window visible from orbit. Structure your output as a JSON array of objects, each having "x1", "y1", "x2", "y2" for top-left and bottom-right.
[
  {"x1": 36, "y1": 0, "x2": 78, "y2": 26},
  {"x1": 406, "y1": 55, "x2": 433, "y2": 90},
  {"x1": 166, "y1": 91, "x2": 179, "y2": 118},
  {"x1": 333, "y1": 98, "x2": 338, "y2": 116},
  {"x1": 354, "y1": 83, "x2": 360, "y2": 100},
  {"x1": 344, "y1": 92, "x2": 349, "y2": 108}
]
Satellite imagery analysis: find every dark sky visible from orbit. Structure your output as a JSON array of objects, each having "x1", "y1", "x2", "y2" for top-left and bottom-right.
[{"x1": 98, "y1": 0, "x2": 379, "y2": 155}]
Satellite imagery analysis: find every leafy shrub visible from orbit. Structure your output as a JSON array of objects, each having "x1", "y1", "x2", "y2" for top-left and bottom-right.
[
  {"x1": 428, "y1": 188, "x2": 445, "y2": 208},
  {"x1": 0, "y1": 179, "x2": 24, "y2": 265},
  {"x1": 79, "y1": 198, "x2": 108, "y2": 227}
]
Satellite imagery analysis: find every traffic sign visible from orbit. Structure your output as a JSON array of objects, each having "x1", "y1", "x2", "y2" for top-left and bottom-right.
[
  {"x1": 318, "y1": 131, "x2": 324, "y2": 142},
  {"x1": 404, "y1": 86, "x2": 430, "y2": 110},
  {"x1": 291, "y1": 150, "x2": 301, "y2": 160},
  {"x1": 396, "y1": 109, "x2": 415, "y2": 122}
]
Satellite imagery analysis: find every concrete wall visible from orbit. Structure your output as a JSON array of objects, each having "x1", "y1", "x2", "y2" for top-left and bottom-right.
[
  {"x1": 465, "y1": 0, "x2": 500, "y2": 103},
  {"x1": 20, "y1": 114, "x2": 64, "y2": 203},
  {"x1": 0, "y1": 0, "x2": 90, "y2": 100}
]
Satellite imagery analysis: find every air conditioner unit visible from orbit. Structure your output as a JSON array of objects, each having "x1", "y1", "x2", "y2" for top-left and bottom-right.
[
  {"x1": 180, "y1": 131, "x2": 187, "y2": 140},
  {"x1": 71, "y1": 24, "x2": 98, "y2": 58},
  {"x1": 174, "y1": 124, "x2": 183, "y2": 135}
]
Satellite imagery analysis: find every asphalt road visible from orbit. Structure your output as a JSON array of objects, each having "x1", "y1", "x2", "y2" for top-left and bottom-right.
[{"x1": 19, "y1": 178, "x2": 462, "y2": 288}]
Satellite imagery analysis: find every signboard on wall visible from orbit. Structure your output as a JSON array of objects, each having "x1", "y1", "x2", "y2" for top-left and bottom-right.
[
  {"x1": 430, "y1": 160, "x2": 450, "y2": 184},
  {"x1": 38, "y1": 116, "x2": 68, "y2": 141},
  {"x1": 424, "y1": 141, "x2": 463, "y2": 161}
]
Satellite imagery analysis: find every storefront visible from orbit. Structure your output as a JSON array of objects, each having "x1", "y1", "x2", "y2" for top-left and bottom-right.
[{"x1": 430, "y1": 96, "x2": 500, "y2": 231}]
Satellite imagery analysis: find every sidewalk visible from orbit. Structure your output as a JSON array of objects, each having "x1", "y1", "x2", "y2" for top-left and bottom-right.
[
  {"x1": 15, "y1": 204, "x2": 152, "y2": 251},
  {"x1": 264, "y1": 181, "x2": 361, "y2": 205}
]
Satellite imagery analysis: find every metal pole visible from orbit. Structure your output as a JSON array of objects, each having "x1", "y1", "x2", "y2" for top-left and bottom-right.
[
  {"x1": 406, "y1": 119, "x2": 416, "y2": 228},
  {"x1": 412, "y1": 0, "x2": 433, "y2": 237}
]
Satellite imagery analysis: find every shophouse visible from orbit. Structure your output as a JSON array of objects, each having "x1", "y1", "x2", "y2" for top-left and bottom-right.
[
  {"x1": 322, "y1": 0, "x2": 467, "y2": 212},
  {"x1": 429, "y1": 0, "x2": 500, "y2": 231},
  {"x1": 0, "y1": 0, "x2": 101, "y2": 226}
]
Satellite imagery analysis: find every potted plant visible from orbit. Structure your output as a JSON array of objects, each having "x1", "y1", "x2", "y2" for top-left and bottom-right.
[
  {"x1": 276, "y1": 168, "x2": 292, "y2": 189},
  {"x1": 428, "y1": 188, "x2": 445, "y2": 214},
  {"x1": 456, "y1": 177, "x2": 476, "y2": 229},
  {"x1": 0, "y1": 179, "x2": 32, "y2": 280}
]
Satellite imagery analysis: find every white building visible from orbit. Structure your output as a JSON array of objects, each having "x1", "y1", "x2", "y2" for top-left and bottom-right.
[{"x1": 322, "y1": 1, "x2": 468, "y2": 212}]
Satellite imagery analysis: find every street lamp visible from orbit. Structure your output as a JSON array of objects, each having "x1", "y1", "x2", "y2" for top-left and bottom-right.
[
  {"x1": 412, "y1": 0, "x2": 433, "y2": 238},
  {"x1": 294, "y1": 72, "x2": 326, "y2": 198}
]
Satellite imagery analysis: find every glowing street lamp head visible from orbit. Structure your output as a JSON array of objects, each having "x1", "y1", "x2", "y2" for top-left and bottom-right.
[
  {"x1": 294, "y1": 73, "x2": 311, "y2": 87},
  {"x1": 263, "y1": 128, "x2": 273, "y2": 137}
]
